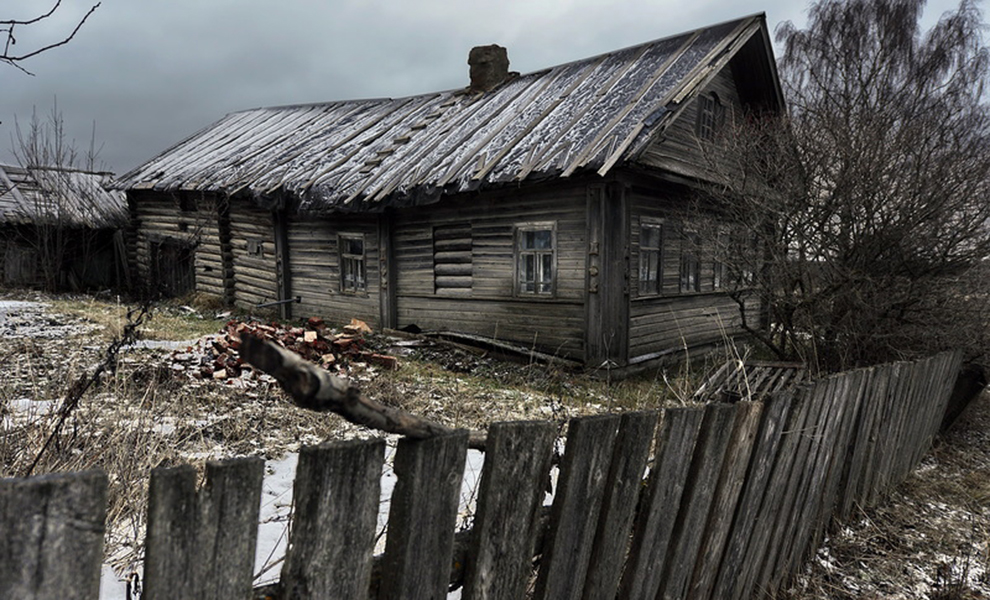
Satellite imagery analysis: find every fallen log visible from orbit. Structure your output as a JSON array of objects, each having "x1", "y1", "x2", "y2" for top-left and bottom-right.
[{"x1": 240, "y1": 334, "x2": 486, "y2": 449}]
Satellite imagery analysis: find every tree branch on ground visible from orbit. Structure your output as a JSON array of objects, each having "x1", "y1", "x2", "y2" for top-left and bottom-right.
[{"x1": 241, "y1": 334, "x2": 487, "y2": 449}]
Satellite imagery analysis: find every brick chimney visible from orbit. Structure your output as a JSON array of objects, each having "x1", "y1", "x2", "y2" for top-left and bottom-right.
[{"x1": 468, "y1": 45, "x2": 510, "y2": 93}]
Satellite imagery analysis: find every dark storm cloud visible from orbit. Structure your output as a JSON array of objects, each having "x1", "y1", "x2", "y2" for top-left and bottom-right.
[{"x1": 1, "y1": 0, "x2": 960, "y2": 174}]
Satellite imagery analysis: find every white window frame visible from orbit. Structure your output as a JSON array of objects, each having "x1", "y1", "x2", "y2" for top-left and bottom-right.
[
  {"x1": 514, "y1": 222, "x2": 556, "y2": 297},
  {"x1": 338, "y1": 232, "x2": 367, "y2": 294}
]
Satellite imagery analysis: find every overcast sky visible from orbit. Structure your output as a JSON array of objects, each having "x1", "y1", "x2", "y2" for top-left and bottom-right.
[{"x1": 1, "y1": 0, "x2": 967, "y2": 175}]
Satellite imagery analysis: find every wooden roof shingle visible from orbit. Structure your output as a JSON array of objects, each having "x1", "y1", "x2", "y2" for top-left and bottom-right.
[
  {"x1": 119, "y1": 14, "x2": 780, "y2": 214},
  {"x1": 0, "y1": 164, "x2": 127, "y2": 229}
]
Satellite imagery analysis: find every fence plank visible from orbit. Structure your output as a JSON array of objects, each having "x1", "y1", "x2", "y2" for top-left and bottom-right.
[
  {"x1": 379, "y1": 430, "x2": 469, "y2": 600},
  {"x1": 656, "y1": 403, "x2": 740, "y2": 600},
  {"x1": 462, "y1": 421, "x2": 555, "y2": 600},
  {"x1": 688, "y1": 401, "x2": 764, "y2": 600},
  {"x1": 709, "y1": 393, "x2": 796, "y2": 600},
  {"x1": 144, "y1": 457, "x2": 264, "y2": 600},
  {"x1": 532, "y1": 414, "x2": 621, "y2": 600},
  {"x1": 732, "y1": 386, "x2": 814, "y2": 600},
  {"x1": 0, "y1": 470, "x2": 107, "y2": 600},
  {"x1": 617, "y1": 407, "x2": 705, "y2": 600},
  {"x1": 581, "y1": 410, "x2": 660, "y2": 600},
  {"x1": 281, "y1": 438, "x2": 385, "y2": 600}
]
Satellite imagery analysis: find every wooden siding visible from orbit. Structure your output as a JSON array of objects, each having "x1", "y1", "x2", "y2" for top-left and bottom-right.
[
  {"x1": 229, "y1": 198, "x2": 277, "y2": 309},
  {"x1": 129, "y1": 190, "x2": 229, "y2": 300},
  {"x1": 625, "y1": 186, "x2": 761, "y2": 362},
  {"x1": 392, "y1": 185, "x2": 588, "y2": 359},
  {"x1": 288, "y1": 214, "x2": 381, "y2": 325},
  {"x1": 638, "y1": 65, "x2": 745, "y2": 182}
]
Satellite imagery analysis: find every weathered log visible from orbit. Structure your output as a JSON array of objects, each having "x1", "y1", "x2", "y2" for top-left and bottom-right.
[{"x1": 240, "y1": 334, "x2": 487, "y2": 449}]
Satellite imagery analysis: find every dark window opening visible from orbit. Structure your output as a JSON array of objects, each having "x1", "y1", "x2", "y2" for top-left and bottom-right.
[
  {"x1": 339, "y1": 233, "x2": 366, "y2": 293},
  {"x1": 639, "y1": 221, "x2": 663, "y2": 295},
  {"x1": 516, "y1": 224, "x2": 555, "y2": 296}
]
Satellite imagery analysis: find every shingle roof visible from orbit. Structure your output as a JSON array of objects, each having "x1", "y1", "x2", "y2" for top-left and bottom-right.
[
  {"x1": 119, "y1": 14, "x2": 775, "y2": 213},
  {"x1": 0, "y1": 164, "x2": 128, "y2": 229}
]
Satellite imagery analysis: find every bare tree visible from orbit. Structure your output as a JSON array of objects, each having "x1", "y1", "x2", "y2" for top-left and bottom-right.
[
  {"x1": 702, "y1": 0, "x2": 990, "y2": 372},
  {"x1": 2, "y1": 2, "x2": 100, "y2": 75},
  {"x1": 9, "y1": 102, "x2": 109, "y2": 291}
]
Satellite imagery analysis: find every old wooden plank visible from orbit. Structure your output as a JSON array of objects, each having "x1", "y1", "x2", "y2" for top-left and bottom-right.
[
  {"x1": 462, "y1": 421, "x2": 555, "y2": 600},
  {"x1": 833, "y1": 367, "x2": 878, "y2": 519},
  {"x1": 688, "y1": 401, "x2": 764, "y2": 600},
  {"x1": 655, "y1": 403, "x2": 740, "y2": 600},
  {"x1": 144, "y1": 457, "x2": 264, "y2": 600},
  {"x1": 710, "y1": 393, "x2": 796, "y2": 600},
  {"x1": 281, "y1": 439, "x2": 385, "y2": 600},
  {"x1": 757, "y1": 379, "x2": 834, "y2": 594},
  {"x1": 731, "y1": 387, "x2": 814, "y2": 600},
  {"x1": 781, "y1": 374, "x2": 856, "y2": 581},
  {"x1": 379, "y1": 430, "x2": 468, "y2": 600},
  {"x1": 0, "y1": 470, "x2": 107, "y2": 600},
  {"x1": 810, "y1": 369, "x2": 870, "y2": 551},
  {"x1": 581, "y1": 411, "x2": 660, "y2": 599},
  {"x1": 532, "y1": 414, "x2": 621, "y2": 600},
  {"x1": 617, "y1": 406, "x2": 706, "y2": 599}
]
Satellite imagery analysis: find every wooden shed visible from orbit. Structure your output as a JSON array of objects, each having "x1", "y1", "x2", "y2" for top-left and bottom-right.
[
  {"x1": 0, "y1": 164, "x2": 128, "y2": 290},
  {"x1": 120, "y1": 13, "x2": 784, "y2": 370}
]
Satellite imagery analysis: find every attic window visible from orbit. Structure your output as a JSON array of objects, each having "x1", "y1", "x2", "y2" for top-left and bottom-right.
[
  {"x1": 696, "y1": 93, "x2": 725, "y2": 141},
  {"x1": 515, "y1": 223, "x2": 556, "y2": 296},
  {"x1": 339, "y1": 233, "x2": 366, "y2": 293},
  {"x1": 433, "y1": 224, "x2": 473, "y2": 295}
]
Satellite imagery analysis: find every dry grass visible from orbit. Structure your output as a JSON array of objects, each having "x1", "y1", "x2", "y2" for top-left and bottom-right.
[
  {"x1": 777, "y1": 393, "x2": 990, "y2": 600},
  {"x1": 0, "y1": 295, "x2": 731, "y2": 578}
]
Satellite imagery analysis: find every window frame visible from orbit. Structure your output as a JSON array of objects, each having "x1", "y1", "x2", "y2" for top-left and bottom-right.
[
  {"x1": 696, "y1": 92, "x2": 726, "y2": 141},
  {"x1": 638, "y1": 217, "x2": 664, "y2": 297},
  {"x1": 338, "y1": 232, "x2": 367, "y2": 294},
  {"x1": 513, "y1": 222, "x2": 557, "y2": 298},
  {"x1": 679, "y1": 228, "x2": 701, "y2": 294}
]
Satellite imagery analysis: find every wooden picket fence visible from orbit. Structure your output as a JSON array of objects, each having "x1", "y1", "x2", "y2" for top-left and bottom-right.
[{"x1": 0, "y1": 350, "x2": 962, "y2": 600}]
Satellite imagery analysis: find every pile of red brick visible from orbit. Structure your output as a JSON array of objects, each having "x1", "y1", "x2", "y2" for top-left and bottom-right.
[{"x1": 171, "y1": 316, "x2": 398, "y2": 383}]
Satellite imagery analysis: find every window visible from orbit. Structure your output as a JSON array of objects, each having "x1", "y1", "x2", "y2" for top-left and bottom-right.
[
  {"x1": 680, "y1": 230, "x2": 701, "y2": 293},
  {"x1": 696, "y1": 93, "x2": 725, "y2": 141},
  {"x1": 339, "y1": 233, "x2": 366, "y2": 293},
  {"x1": 515, "y1": 224, "x2": 555, "y2": 296},
  {"x1": 712, "y1": 229, "x2": 727, "y2": 291},
  {"x1": 639, "y1": 220, "x2": 663, "y2": 295},
  {"x1": 433, "y1": 223, "x2": 473, "y2": 294}
]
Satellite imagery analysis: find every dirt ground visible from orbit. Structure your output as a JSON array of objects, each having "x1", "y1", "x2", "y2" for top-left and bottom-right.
[
  {"x1": 2, "y1": 292, "x2": 989, "y2": 598},
  {"x1": 779, "y1": 392, "x2": 990, "y2": 600}
]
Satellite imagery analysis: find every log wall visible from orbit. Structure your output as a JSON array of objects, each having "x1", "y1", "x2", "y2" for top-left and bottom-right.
[
  {"x1": 129, "y1": 190, "x2": 230, "y2": 300},
  {"x1": 392, "y1": 184, "x2": 589, "y2": 359},
  {"x1": 229, "y1": 197, "x2": 278, "y2": 309},
  {"x1": 288, "y1": 213, "x2": 381, "y2": 326}
]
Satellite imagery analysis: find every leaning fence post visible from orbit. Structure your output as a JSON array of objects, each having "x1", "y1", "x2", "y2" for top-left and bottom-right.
[
  {"x1": 280, "y1": 438, "x2": 385, "y2": 599},
  {"x1": 379, "y1": 429, "x2": 469, "y2": 600},
  {"x1": 0, "y1": 470, "x2": 107, "y2": 600},
  {"x1": 143, "y1": 456, "x2": 264, "y2": 600},
  {"x1": 462, "y1": 420, "x2": 556, "y2": 600}
]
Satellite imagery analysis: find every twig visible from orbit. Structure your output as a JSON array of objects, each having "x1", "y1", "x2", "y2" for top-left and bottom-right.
[
  {"x1": 240, "y1": 334, "x2": 486, "y2": 449},
  {"x1": 23, "y1": 301, "x2": 153, "y2": 477}
]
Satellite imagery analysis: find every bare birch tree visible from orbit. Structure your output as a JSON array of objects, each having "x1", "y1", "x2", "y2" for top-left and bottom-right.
[{"x1": 702, "y1": 0, "x2": 990, "y2": 371}]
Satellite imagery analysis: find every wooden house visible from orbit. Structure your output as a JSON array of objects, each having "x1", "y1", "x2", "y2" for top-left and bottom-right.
[
  {"x1": 0, "y1": 164, "x2": 127, "y2": 289},
  {"x1": 119, "y1": 14, "x2": 783, "y2": 370}
]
